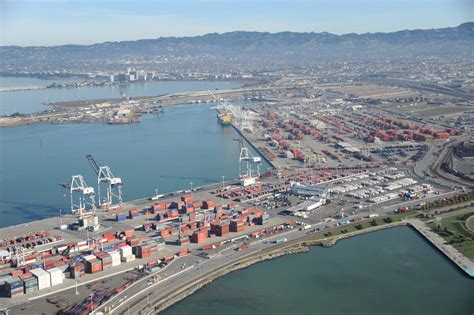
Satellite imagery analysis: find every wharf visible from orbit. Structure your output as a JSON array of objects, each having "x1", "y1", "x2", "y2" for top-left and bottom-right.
[
  {"x1": 0, "y1": 177, "x2": 291, "y2": 311},
  {"x1": 407, "y1": 219, "x2": 474, "y2": 278},
  {"x1": 231, "y1": 123, "x2": 277, "y2": 169},
  {"x1": 215, "y1": 107, "x2": 277, "y2": 169}
]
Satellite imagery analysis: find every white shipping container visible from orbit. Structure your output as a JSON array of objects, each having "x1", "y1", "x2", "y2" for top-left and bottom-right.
[
  {"x1": 109, "y1": 251, "x2": 121, "y2": 267},
  {"x1": 120, "y1": 246, "x2": 132, "y2": 258},
  {"x1": 82, "y1": 255, "x2": 96, "y2": 261},
  {"x1": 47, "y1": 268, "x2": 64, "y2": 286},
  {"x1": 121, "y1": 254, "x2": 135, "y2": 263},
  {"x1": 30, "y1": 268, "x2": 51, "y2": 290}
]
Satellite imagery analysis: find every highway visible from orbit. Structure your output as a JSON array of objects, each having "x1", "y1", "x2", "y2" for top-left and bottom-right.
[
  {"x1": 95, "y1": 187, "x2": 461, "y2": 315},
  {"x1": 363, "y1": 77, "x2": 474, "y2": 101}
]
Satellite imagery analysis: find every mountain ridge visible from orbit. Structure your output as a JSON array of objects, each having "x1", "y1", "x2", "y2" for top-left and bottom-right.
[
  {"x1": 1, "y1": 23, "x2": 472, "y2": 72},
  {"x1": 2, "y1": 22, "x2": 472, "y2": 48}
]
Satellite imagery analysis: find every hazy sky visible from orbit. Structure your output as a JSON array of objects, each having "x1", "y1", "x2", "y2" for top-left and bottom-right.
[{"x1": 1, "y1": 0, "x2": 472, "y2": 46}]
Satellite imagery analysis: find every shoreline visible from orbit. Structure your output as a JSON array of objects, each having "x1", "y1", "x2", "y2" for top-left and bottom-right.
[
  {"x1": 129, "y1": 219, "x2": 473, "y2": 314},
  {"x1": 140, "y1": 222, "x2": 406, "y2": 314},
  {"x1": 0, "y1": 87, "x2": 263, "y2": 128},
  {"x1": 0, "y1": 78, "x2": 247, "y2": 94},
  {"x1": 229, "y1": 120, "x2": 277, "y2": 169}
]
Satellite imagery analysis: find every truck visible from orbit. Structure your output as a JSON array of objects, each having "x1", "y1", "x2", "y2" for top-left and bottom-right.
[
  {"x1": 299, "y1": 224, "x2": 312, "y2": 231},
  {"x1": 149, "y1": 194, "x2": 164, "y2": 201},
  {"x1": 368, "y1": 213, "x2": 379, "y2": 218},
  {"x1": 274, "y1": 237, "x2": 288, "y2": 244},
  {"x1": 397, "y1": 206, "x2": 409, "y2": 213}
]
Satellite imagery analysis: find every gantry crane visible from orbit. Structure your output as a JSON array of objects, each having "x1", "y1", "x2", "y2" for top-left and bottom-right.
[
  {"x1": 235, "y1": 138, "x2": 262, "y2": 186},
  {"x1": 86, "y1": 154, "x2": 123, "y2": 210},
  {"x1": 70, "y1": 175, "x2": 96, "y2": 215}
]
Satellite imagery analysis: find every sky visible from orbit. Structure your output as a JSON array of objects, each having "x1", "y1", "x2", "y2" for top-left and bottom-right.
[{"x1": 0, "y1": 0, "x2": 472, "y2": 46}]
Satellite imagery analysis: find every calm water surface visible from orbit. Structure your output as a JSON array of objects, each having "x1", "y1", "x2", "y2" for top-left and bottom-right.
[
  {"x1": 163, "y1": 227, "x2": 474, "y2": 315},
  {"x1": 0, "y1": 77, "x2": 239, "y2": 115},
  {"x1": 0, "y1": 103, "x2": 268, "y2": 228}
]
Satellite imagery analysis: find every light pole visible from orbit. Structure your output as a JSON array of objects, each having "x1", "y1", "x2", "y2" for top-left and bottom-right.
[
  {"x1": 59, "y1": 209, "x2": 63, "y2": 228},
  {"x1": 222, "y1": 176, "x2": 225, "y2": 208},
  {"x1": 190, "y1": 182, "x2": 193, "y2": 200}
]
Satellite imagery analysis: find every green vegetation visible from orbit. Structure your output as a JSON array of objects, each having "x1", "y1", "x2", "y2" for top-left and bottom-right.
[
  {"x1": 421, "y1": 192, "x2": 474, "y2": 211},
  {"x1": 465, "y1": 215, "x2": 474, "y2": 233},
  {"x1": 313, "y1": 212, "x2": 417, "y2": 241},
  {"x1": 428, "y1": 212, "x2": 474, "y2": 260}
]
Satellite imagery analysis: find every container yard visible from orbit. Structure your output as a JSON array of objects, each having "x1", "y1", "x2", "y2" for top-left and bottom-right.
[
  {"x1": 1, "y1": 85, "x2": 471, "y2": 314},
  {"x1": 0, "y1": 164, "x2": 295, "y2": 311},
  {"x1": 247, "y1": 101, "x2": 463, "y2": 171}
]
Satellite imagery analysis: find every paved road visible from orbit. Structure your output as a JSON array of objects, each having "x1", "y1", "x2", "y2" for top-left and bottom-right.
[{"x1": 100, "y1": 224, "x2": 328, "y2": 314}]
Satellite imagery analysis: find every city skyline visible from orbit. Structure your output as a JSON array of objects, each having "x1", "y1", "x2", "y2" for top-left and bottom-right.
[{"x1": 0, "y1": 0, "x2": 472, "y2": 46}]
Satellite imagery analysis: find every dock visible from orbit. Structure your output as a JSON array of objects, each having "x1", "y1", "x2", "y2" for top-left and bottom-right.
[
  {"x1": 215, "y1": 107, "x2": 277, "y2": 169},
  {"x1": 407, "y1": 219, "x2": 474, "y2": 278}
]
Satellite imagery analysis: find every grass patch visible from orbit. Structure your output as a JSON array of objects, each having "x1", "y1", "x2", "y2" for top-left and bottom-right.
[
  {"x1": 428, "y1": 212, "x2": 474, "y2": 260},
  {"x1": 306, "y1": 212, "x2": 417, "y2": 242},
  {"x1": 440, "y1": 213, "x2": 473, "y2": 238},
  {"x1": 465, "y1": 215, "x2": 474, "y2": 233}
]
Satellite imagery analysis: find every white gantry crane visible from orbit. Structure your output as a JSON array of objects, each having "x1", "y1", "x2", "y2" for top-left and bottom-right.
[
  {"x1": 209, "y1": 90, "x2": 256, "y2": 132},
  {"x1": 70, "y1": 175, "x2": 96, "y2": 215},
  {"x1": 86, "y1": 155, "x2": 123, "y2": 210},
  {"x1": 236, "y1": 138, "x2": 262, "y2": 186}
]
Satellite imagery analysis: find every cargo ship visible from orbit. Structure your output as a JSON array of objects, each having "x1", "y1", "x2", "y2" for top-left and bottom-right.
[{"x1": 217, "y1": 113, "x2": 232, "y2": 126}]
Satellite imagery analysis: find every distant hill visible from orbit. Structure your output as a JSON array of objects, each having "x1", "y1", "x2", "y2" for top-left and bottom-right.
[{"x1": 1, "y1": 23, "x2": 472, "y2": 72}]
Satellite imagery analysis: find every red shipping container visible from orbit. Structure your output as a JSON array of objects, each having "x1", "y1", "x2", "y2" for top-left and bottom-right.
[
  {"x1": 19, "y1": 273, "x2": 33, "y2": 281},
  {"x1": 10, "y1": 269, "x2": 24, "y2": 277}
]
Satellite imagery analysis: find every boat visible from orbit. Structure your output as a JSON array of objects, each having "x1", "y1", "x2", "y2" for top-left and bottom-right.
[{"x1": 217, "y1": 113, "x2": 232, "y2": 126}]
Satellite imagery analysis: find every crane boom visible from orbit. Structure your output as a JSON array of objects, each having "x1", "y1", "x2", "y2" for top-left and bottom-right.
[
  {"x1": 86, "y1": 154, "x2": 100, "y2": 175},
  {"x1": 208, "y1": 89, "x2": 218, "y2": 101}
]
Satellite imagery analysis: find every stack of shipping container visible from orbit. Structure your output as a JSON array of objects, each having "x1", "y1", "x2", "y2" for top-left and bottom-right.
[
  {"x1": 21, "y1": 273, "x2": 38, "y2": 294},
  {"x1": 230, "y1": 220, "x2": 245, "y2": 232},
  {"x1": 110, "y1": 251, "x2": 121, "y2": 267},
  {"x1": 134, "y1": 243, "x2": 158, "y2": 259},
  {"x1": 83, "y1": 256, "x2": 102, "y2": 274},
  {"x1": 30, "y1": 268, "x2": 51, "y2": 290},
  {"x1": 210, "y1": 223, "x2": 230, "y2": 236},
  {"x1": 120, "y1": 245, "x2": 135, "y2": 262},
  {"x1": 191, "y1": 229, "x2": 207, "y2": 243},
  {"x1": 70, "y1": 263, "x2": 85, "y2": 279},
  {"x1": 95, "y1": 252, "x2": 113, "y2": 271},
  {"x1": 116, "y1": 212, "x2": 127, "y2": 221},
  {"x1": 5, "y1": 276, "x2": 23, "y2": 297},
  {"x1": 47, "y1": 267, "x2": 63, "y2": 286}
]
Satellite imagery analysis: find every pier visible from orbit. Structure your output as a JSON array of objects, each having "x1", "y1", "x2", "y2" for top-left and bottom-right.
[{"x1": 407, "y1": 219, "x2": 474, "y2": 278}]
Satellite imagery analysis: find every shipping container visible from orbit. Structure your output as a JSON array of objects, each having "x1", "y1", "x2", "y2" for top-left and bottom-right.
[
  {"x1": 30, "y1": 268, "x2": 51, "y2": 290},
  {"x1": 5, "y1": 276, "x2": 24, "y2": 297},
  {"x1": 47, "y1": 267, "x2": 63, "y2": 286}
]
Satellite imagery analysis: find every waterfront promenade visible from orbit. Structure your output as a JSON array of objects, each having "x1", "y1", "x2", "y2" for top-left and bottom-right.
[{"x1": 408, "y1": 219, "x2": 474, "y2": 277}]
